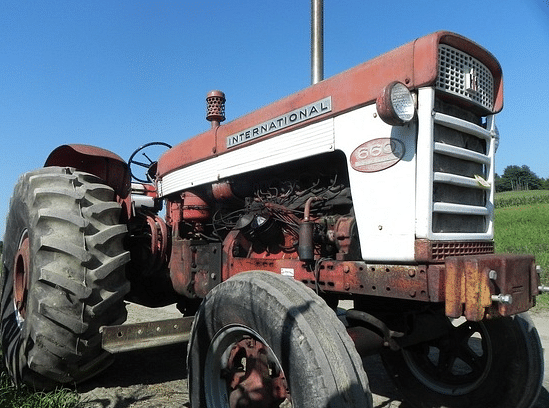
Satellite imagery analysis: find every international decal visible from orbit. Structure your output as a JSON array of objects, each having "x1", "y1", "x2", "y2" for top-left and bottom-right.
[{"x1": 226, "y1": 97, "x2": 332, "y2": 148}]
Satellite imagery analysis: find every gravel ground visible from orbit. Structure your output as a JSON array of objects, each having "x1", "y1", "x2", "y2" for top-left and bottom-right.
[{"x1": 77, "y1": 302, "x2": 549, "y2": 408}]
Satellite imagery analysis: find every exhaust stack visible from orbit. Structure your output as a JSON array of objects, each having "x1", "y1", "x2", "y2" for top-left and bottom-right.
[{"x1": 311, "y1": 0, "x2": 324, "y2": 84}]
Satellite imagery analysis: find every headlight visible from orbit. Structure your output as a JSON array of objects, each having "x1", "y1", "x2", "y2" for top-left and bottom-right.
[{"x1": 376, "y1": 81, "x2": 416, "y2": 126}]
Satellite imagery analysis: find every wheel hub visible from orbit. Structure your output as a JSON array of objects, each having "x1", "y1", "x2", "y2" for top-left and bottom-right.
[
  {"x1": 224, "y1": 337, "x2": 289, "y2": 408},
  {"x1": 205, "y1": 325, "x2": 291, "y2": 408},
  {"x1": 403, "y1": 319, "x2": 491, "y2": 396},
  {"x1": 13, "y1": 232, "x2": 30, "y2": 321}
]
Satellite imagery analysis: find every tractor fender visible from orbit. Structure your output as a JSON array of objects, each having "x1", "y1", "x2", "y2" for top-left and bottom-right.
[{"x1": 45, "y1": 144, "x2": 132, "y2": 219}]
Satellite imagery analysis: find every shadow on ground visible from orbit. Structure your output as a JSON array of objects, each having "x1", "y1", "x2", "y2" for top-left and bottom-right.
[
  {"x1": 363, "y1": 354, "x2": 549, "y2": 408},
  {"x1": 76, "y1": 343, "x2": 189, "y2": 408},
  {"x1": 78, "y1": 343, "x2": 187, "y2": 391},
  {"x1": 76, "y1": 343, "x2": 548, "y2": 408}
]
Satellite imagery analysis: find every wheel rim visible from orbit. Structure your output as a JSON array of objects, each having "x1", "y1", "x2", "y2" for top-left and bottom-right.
[
  {"x1": 402, "y1": 318, "x2": 492, "y2": 396},
  {"x1": 13, "y1": 230, "x2": 30, "y2": 325},
  {"x1": 205, "y1": 325, "x2": 290, "y2": 408}
]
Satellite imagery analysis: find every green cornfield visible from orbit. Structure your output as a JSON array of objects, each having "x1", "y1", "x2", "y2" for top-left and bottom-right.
[{"x1": 495, "y1": 189, "x2": 549, "y2": 209}]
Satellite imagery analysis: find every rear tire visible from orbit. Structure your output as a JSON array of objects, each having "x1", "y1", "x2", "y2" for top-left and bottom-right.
[
  {"x1": 381, "y1": 312, "x2": 544, "y2": 408},
  {"x1": 188, "y1": 271, "x2": 372, "y2": 408},
  {"x1": 1, "y1": 167, "x2": 130, "y2": 389}
]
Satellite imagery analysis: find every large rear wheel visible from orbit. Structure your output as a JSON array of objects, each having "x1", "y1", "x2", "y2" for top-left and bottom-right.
[
  {"x1": 188, "y1": 271, "x2": 372, "y2": 408},
  {"x1": 381, "y1": 312, "x2": 543, "y2": 408},
  {"x1": 1, "y1": 167, "x2": 130, "y2": 389}
]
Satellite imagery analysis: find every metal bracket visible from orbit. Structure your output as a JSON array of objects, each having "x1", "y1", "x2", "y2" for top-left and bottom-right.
[
  {"x1": 100, "y1": 317, "x2": 194, "y2": 354},
  {"x1": 346, "y1": 309, "x2": 403, "y2": 351}
]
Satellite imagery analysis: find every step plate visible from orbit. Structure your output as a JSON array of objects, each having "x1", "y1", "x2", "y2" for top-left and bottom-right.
[{"x1": 101, "y1": 317, "x2": 194, "y2": 353}]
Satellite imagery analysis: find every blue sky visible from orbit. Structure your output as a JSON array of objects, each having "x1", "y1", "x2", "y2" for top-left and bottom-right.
[{"x1": 1, "y1": 1, "x2": 549, "y2": 236}]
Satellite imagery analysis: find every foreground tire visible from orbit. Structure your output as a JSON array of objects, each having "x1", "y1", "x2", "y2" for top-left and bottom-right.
[
  {"x1": 1, "y1": 167, "x2": 130, "y2": 389},
  {"x1": 381, "y1": 312, "x2": 543, "y2": 408},
  {"x1": 188, "y1": 271, "x2": 372, "y2": 408}
]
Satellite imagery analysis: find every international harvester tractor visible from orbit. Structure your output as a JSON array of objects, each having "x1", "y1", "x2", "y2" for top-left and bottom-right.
[{"x1": 1, "y1": 30, "x2": 546, "y2": 408}]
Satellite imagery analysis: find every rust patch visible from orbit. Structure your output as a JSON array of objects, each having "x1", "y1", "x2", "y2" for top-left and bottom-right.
[{"x1": 445, "y1": 254, "x2": 537, "y2": 321}]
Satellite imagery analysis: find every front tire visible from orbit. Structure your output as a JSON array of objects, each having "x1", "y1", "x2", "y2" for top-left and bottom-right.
[
  {"x1": 381, "y1": 312, "x2": 544, "y2": 408},
  {"x1": 188, "y1": 271, "x2": 372, "y2": 408},
  {"x1": 1, "y1": 167, "x2": 130, "y2": 389}
]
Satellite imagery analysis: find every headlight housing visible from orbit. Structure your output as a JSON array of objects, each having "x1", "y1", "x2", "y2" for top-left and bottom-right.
[{"x1": 376, "y1": 81, "x2": 416, "y2": 126}]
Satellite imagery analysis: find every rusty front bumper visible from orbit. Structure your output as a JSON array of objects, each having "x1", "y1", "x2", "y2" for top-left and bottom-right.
[{"x1": 445, "y1": 254, "x2": 539, "y2": 321}]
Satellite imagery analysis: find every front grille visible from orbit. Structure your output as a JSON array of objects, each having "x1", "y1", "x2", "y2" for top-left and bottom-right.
[
  {"x1": 430, "y1": 241, "x2": 494, "y2": 261},
  {"x1": 430, "y1": 100, "x2": 492, "y2": 234},
  {"x1": 436, "y1": 44, "x2": 494, "y2": 111}
]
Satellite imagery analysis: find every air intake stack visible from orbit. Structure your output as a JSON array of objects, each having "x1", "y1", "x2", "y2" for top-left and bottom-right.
[{"x1": 206, "y1": 90, "x2": 226, "y2": 128}]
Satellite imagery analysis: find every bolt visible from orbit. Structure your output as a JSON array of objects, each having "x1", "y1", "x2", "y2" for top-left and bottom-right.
[
  {"x1": 408, "y1": 269, "x2": 416, "y2": 278},
  {"x1": 491, "y1": 294, "x2": 512, "y2": 305},
  {"x1": 344, "y1": 283, "x2": 350, "y2": 291},
  {"x1": 343, "y1": 265, "x2": 350, "y2": 273},
  {"x1": 409, "y1": 290, "x2": 416, "y2": 298},
  {"x1": 488, "y1": 270, "x2": 498, "y2": 280}
]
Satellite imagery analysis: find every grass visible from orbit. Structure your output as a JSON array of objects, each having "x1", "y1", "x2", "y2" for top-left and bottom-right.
[
  {"x1": 494, "y1": 191, "x2": 549, "y2": 309},
  {"x1": 0, "y1": 356, "x2": 80, "y2": 408}
]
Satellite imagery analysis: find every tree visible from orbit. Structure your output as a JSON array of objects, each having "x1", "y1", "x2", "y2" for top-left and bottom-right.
[
  {"x1": 496, "y1": 165, "x2": 541, "y2": 192},
  {"x1": 495, "y1": 173, "x2": 504, "y2": 191}
]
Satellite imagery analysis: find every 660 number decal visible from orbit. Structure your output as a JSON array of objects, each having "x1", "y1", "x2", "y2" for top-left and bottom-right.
[{"x1": 350, "y1": 138, "x2": 405, "y2": 173}]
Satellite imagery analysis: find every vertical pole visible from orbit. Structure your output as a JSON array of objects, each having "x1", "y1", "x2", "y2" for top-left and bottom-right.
[{"x1": 311, "y1": 0, "x2": 324, "y2": 85}]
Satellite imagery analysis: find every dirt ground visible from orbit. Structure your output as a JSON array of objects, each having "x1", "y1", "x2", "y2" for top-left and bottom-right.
[{"x1": 77, "y1": 302, "x2": 549, "y2": 408}]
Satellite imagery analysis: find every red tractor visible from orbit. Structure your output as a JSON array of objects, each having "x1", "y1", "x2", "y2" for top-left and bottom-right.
[{"x1": 1, "y1": 30, "x2": 545, "y2": 408}]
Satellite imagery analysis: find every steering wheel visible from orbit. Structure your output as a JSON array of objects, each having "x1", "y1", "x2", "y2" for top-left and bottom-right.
[{"x1": 128, "y1": 142, "x2": 172, "y2": 183}]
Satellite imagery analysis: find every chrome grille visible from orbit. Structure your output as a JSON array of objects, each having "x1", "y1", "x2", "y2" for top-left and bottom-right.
[
  {"x1": 436, "y1": 44, "x2": 494, "y2": 111},
  {"x1": 430, "y1": 109, "x2": 492, "y2": 234}
]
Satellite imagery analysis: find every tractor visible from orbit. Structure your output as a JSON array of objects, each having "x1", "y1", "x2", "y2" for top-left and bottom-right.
[{"x1": 1, "y1": 28, "x2": 545, "y2": 408}]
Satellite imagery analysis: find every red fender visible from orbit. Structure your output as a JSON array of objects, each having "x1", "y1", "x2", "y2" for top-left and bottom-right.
[{"x1": 45, "y1": 144, "x2": 132, "y2": 220}]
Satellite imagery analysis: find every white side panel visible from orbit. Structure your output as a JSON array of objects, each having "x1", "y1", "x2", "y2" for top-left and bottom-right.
[
  {"x1": 415, "y1": 87, "x2": 435, "y2": 238},
  {"x1": 334, "y1": 104, "x2": 417, "y2": 262},
  {"x1": 158, "y1": 119, "x2": 335, "y2": 197}
]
